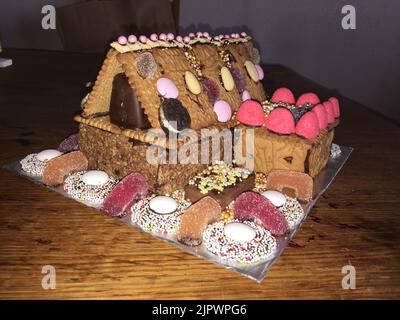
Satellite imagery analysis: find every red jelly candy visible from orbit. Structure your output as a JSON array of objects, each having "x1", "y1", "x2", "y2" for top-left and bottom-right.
[
  {"x1": 265, "y1": 108, "x2": 295, "y2": 134},
  {"x1": 270, "y1": 87, "x2": 296, "y2": 104},
  {"x1": 102, "y1": 173, "x2": 148, "y2": 217},
  {"x1": 58, "y1": 133, "x2": 79, "y2": 153},
  {"x1": 236, "y1": 100, "x2": 265, "y2": 126},
  {"x1": 233, "y1": 192, "x2": 288, "y2": 236},
  {"x1": 296, "y1": 92, "x2": 320, "y2": 106}
]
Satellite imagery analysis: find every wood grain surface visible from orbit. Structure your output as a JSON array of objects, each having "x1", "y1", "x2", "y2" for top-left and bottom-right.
[{"x1": 0, "y1": 49, "x2": 399, "y2": 299}]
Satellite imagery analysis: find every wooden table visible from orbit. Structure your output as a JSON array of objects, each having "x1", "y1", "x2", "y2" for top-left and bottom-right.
[{"x1": 0, "y1": 49, "x2": 399, "y2": 299}]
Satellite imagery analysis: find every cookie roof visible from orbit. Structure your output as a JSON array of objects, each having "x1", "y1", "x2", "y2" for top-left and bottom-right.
[{"x1": 75, "y1": 33, "x2": 267, "y2": 148}]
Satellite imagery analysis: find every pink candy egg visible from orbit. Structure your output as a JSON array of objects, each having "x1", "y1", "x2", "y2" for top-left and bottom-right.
[
  {"x1": 270, "y1": 87, "x2": 296, "y2": 104},
  {"x1": 203, "y1": 32, "x2": 210, "y2": 37},
  {"x1": 241, "y1": 32, "x2": 247, "y2": 37},
  {"x1": 255, "y1": 65, "x2": 264, "y2": 80},
  {"x1": 295, "y1": 112, "x2": 320, "y2": 139},
  {"x1": 323, "y1": 100, "x2": 335, "y2": 123},
  {"x1": 265, "y1": 108, "x2": 295, "y2": 134},
  {"x1": 150, "y1": 33, "x2": 158, "y2": 41},
  {"x1": 156, "y1": 78, "x2": 179, "y2": 99},
  {"x1": 176, "y1": 35, "x2": 183, "y2": 42},
  {"x1": 329, "y1": 97, "x2": 340, "y2": 118},
  {"x1": 139, "y1": 35, "x2": 147, "y2": 43},
  {"x1": 128, "y1": 35, "x2": 137, "y2": 43},
  {"x1": 159, "y1": 33, "x2": 167, "y2": 41},
  {"x1": 296, "y1": 92, "x2": 320, "y2": 106},
  {"x1": 188, "y1": 32, "x2": 195, "y2": 38},
  {"x1": 213, "y1": 100, "x2": 232, "y2": 122},
  {"x1": 237, "y1": 100, "x2": 265, "y2": 126},
  {"x1": 117, "y1": 36, "x2": 127, "y2": 45},
  {"x1": 312, "y1": 104, "x2": 328, "y2": 129},
  {"x1": 166, "y1": 33, "x2": 175, "y2": 41},
  {"x1": 242, "y1": 90, "x2": 251, "y2": 101},
  {"x1": 196, "y1": 32, "x2": 203, "y2": 37},
  {"x1": 183, "y1": 36, "x2": 191, "y2": 43}
]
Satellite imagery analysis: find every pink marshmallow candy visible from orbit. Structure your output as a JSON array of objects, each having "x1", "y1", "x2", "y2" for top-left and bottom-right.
[
  {"x1": 150, "y1": 33, "x2": 158, "y2": 41},
  {"x1": 139, "y1": 35, "x2": 147, "y2": 43},
  {"x1": 128, "y1": 35, "x2": 137, "y2": 43},
  {"x1": 166, "y1": 33, "x2": 175, "y2": 41},
  {"x1": 183, "y1": 36, "x2": 191, "y2": 43},
  {"x1": 159, "y1": 33, "x2": 167, "y2": 41},
  {"x1": 117, "y1": 36, "x2": 127, "y2": 45},
  {"x1": 176, "y1": 35, "x2": 183, "y2": 42}
]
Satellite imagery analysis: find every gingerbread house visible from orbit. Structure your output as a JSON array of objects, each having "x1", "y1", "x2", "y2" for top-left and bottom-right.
[{"x1": 75, "y1": 32, "x2": 337, "y2": 194}]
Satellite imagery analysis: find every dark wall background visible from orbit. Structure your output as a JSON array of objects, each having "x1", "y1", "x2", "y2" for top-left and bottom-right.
[{"x1": 1, "y1": 0, "x2": 399, "y2": 122}]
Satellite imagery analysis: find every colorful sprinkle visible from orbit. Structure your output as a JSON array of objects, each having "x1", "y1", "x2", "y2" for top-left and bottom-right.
[{"x1": 203, "y1": 220, "x2": 277, "y2": 264}]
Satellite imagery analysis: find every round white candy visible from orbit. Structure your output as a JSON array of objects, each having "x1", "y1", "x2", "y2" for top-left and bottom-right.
[
  {"x1": 224, "y1": 222, "x2": 256, "y2": 242},
  {"x1": 36, "y1": 149, "x2": 62, "y2": 162},
  {"x1": 149, "y1": 196, "x2": 178, "y2": 215},
  {"x1": 261, "y1": 190, "x2": 286, "y2": 207},
  {"x1": 81, "y1": 170, "x2": 109, "y2": 186}
]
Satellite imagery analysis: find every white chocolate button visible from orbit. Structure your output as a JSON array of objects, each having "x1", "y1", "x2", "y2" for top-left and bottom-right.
[
  {"x1": 244, "y1": 60, "x2": 259, "y2": 82},
  {"x1": 261, "y1": 190, "x2": 286, "y2": 207},
  {"x1": 184, "y1": 71, "x2": 202, "y2": 95},
  {"x1": 220, "y1": 66, "x2": 235, "y2": 91},
  {"x1": 36, "y1": 149, "x2": 62, "y2": 162},
  {"x1": 81, "y1": 170, "x2": 110, "y2": 186},
  {"x1": 149, "y1": 196, "x2": 178, "y2": 215},
  {"x1": 224, "y1": 222, "x2": 256, "y2": 242}
]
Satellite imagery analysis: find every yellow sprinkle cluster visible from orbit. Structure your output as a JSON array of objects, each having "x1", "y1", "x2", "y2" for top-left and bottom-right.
[
  {"x1": 253, "y1": 172, "x2": 268, "y2": 193},
  {"x1": 168, "y1": 189, "x2": 186, "y2": 204},
  {"x1": 220, "y1": 208, "x2": 235, "y2": 224},
  {"x1": 218, "y1": 48, "x2": 234, "y2": 68},
  {"x1": 188, "y1": 161, "x2": 251, "y2": 195},
  {"x1": 184, "y1": 49, "x2": 203, "y2": 78}
]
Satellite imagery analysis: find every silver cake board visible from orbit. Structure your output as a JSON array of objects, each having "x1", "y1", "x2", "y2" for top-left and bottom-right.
[{"x1": 4, "y1": 145, "x2": 353, "y2": 282}]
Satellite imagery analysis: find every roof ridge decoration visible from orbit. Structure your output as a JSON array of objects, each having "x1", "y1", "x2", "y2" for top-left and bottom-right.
[{"x1": 111, "y1": 31, "x2": 252, "y2": 53}]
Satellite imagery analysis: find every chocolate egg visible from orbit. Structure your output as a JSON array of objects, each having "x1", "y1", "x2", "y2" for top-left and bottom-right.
[
  {"x1": 220, "y1": 66, "x2": 235, "y2": 91},
  {"x1": 244, "y1": 60, "x2": 259, "y2": 82},
  {"x1": 36, "y1": 149, "x2": 62, "y2": 162},
  {"x1": 224, "y1": 222, "x2": 256, "y2": 242},
  {"x1": 184, "y1": 71, "x2": 202, "y2": 95},
  {"x1": 81, "y1": 170, "x2": 110, "y2": 186},
  {"x1": 255, "y1": 64, "x2": 264, "y2": 80},
  {"x1": 213, "y1": 100, "x2": 232, "y2": 122},
  {"x1": 261, "y1": 190, "x2": 286, "y2": 207},
  {"x1": 242, "y1": 90, "x2": 251, "y2": 101},
  {"x1": 156, "y1": 77, "x2": 179, "y2": 98},
  {"x1": 149, "y1": 196, "x2": 178, "y2": 215}
]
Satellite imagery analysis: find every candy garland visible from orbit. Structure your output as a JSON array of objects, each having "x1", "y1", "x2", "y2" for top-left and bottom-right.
[{"x1": 203, "y1": 220, "x2": 277, "y2": 264}]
